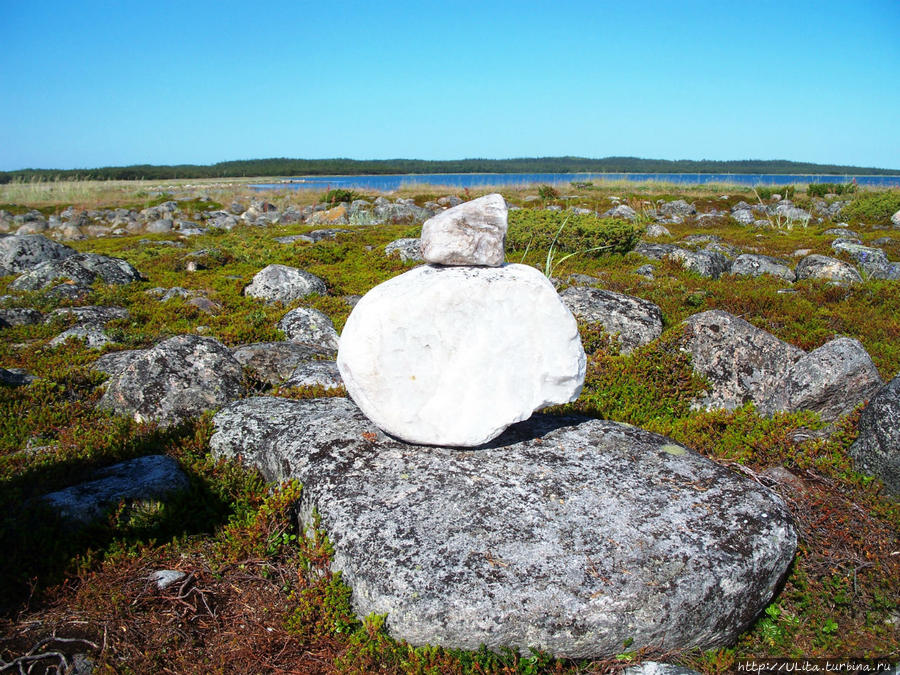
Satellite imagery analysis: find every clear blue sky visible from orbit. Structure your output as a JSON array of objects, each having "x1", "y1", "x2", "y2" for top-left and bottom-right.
[{"x1": 2, "y1": 0, "x2": 898, "y2": 171}]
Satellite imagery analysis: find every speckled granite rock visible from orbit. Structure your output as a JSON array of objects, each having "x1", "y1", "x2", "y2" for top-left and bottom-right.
[
  {"x1": 850, "y1": 374, "x2": 900, "y2": 495},
  {"x1": 559, "y1": 286, "x2": 663, "y2": 353},
  {"x1": 210, "y1": 396, "x2": 797, "y2": 659},
  {"x1": 9, "y1": 252, "x2": 144, "y2": 290},
  {"x1": 243, "y1": 264, "x2": 326, "y2": 303},
  {"x1": 277, "y1": 307, "x2": 339, "y2": 353},
  {"x1": 0, "y1": 234, "x2": 76, "y2": 273},
  {"x1": 232, "y1": 341, "x2": 331, "y2": 387}
]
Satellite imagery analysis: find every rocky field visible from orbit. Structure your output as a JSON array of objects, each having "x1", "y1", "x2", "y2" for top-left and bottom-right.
[{"x1": 0, "y1": 181, "x2": 898, "y2": 673}]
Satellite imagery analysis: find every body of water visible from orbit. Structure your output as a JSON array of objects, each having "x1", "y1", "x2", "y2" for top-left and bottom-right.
[{"x1": 252, "y1": 172, "x2": 900, "y2": 192}]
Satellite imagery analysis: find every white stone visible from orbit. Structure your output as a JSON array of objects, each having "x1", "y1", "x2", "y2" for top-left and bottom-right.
[
  {"x1": 419, "y1": 193, "x2": 507, "y2": 266},
  {"x1": 337, "y1": 264, "x2": 586, "y2": 446},
  {"x1": 892, "y1": 209, "x2": 900, "y2": 228}
]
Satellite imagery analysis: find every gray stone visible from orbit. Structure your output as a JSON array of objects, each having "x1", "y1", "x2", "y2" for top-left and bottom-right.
[
  {"x1": 892, "y1": 210, "x2": 900, "y2": 228},
  {"x1": 729, "y1": 254, "x2": 796, "y2": 282},
  {"x1": 0, "y1": 307, "x2": 43, "y2": 327},
  {"x1": 9, "y1": 252, "x2": 144, "y2": 291},
  {"x1": 761, "y1": 337, "x2": 882, "y2": 422},
  {"x1": 150, "y1": 569, "x2": 187, "y2": 591},
  {"x1": 644, "y1": 224, "x2": 671, "y2": 238},
  {"x1": 850, "y1": 374, "x2": 900, "y2": 495},
  {"x1": 773, "y1": 202, "x2": 811, "y2": 224},
  {"x1": 633, "y1": 243, "x2": 679, "y2": 261},
  {"x1": 284, "y1": 360, "x2": 343, "y2": 389},
  {"x1": 385, "y1": 238, "x2": 424, "y2": 262},
  {"x1": 92, "y1": 349, "x2": 145, "y2": 377},
  {"x1": 635, "y1": 264, "x2": 655, "y2": 279},
  {"x1": 681, "y1": 310, "x2": 804, "y2": 411},
  {"x1": 210, "y1": 397, "x2": 797, "y2": 659},
  {"x1": 420, "y1": 193, "x2": 507, "y2": 266},
  {"x1": 41, "y1": 455, "x2": 189, "y2": 524},
  {"x1": 0, "y1": 234, "x2": 76, "y2": 273},
  {"x1": 98, "y1": 335, "x2": 244, "y2": 425},
  {"x1": 232, "y1": 341, "x2": 331, "y2": 387},
  {"x1": 47, "y1": 305, "x2": 129, "y2": 325},
  {"x1": 625, "y1": 663, "x2": 701, "y2": 675},
  {"x1": 657, "y1": 199, "x2": 695, "y2": 217},
  {"x1": 600, "y1": 204, "x2": 638, "y2": 221},
  {"x1": 277, "y1": 307, "x2": 339, "y2": 352},
  {"x1": 49, "y1": 324, "x2": 112, "y2": 349},
  {"x1": 795, "y1": 255, "x2": 862, "y2": 285},
  {"x1": 731, "y1": 209, "x2": 755, "y2": 225},
  {"x1": 666, "y1": 248, "x2": 730, "y2": 279},
  {"x1": 823, "y1": 227, "x2": 859, "y2": 238},
  {"x1": 145, "y1": 218, "x2": 174, "y2": 234},
  {"x1": 830, "y1": 240, "x2": 891, "y2": 278},
  {"x1": 560, "y1": 286, "x2": 663, "y2": 354},
  {"x1": 437, "y1": 195, "x2": 463, "y2": 208},
  {"x1": 243, "y1": 264, "x2": 327, "y2": 303},
  {"x1": 0, "y1": 367, "x2": 37, "y2": 386}
]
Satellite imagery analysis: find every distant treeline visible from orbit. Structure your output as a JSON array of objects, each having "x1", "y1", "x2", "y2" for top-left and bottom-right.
[{"x1": 1, "y1": 156, "x2": 897, "y2": 183}]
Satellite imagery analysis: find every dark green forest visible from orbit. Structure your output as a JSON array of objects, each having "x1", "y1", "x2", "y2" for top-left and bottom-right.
[{"x1": 2, "y1": 156, "x2": 898, "y2": 183}]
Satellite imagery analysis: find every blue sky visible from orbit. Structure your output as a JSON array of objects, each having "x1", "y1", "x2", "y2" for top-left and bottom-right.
[{"x1": 2, "y1": 0, "x2": 898, "y2": 170}]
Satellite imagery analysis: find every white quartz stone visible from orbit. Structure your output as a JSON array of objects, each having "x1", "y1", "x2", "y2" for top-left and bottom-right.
[
  {"x1": 420, "y1": 193, "x2": 508, "y2": 266},
  {"x1": 337, "y1": 263, "x2": 585, "y2": 446}
]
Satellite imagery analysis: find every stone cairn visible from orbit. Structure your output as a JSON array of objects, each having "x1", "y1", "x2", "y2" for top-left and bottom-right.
[{"x1": 337, "y1": 193, "x2": 586, "y2": 446}]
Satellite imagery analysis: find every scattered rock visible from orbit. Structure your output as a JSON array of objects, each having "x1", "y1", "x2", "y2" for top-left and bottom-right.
[
  {"x1": 210, "y1": 397, "x2": 797, "y2": 658},
  {"x1": 892, "y1": 210, "x2": 900, "y2": 228},
  {"x1": 150, "y1": 569, "x2": 187, "y2": 591},
  {"x1": 9, "y1": 253, "x2": 144, "y2": 291},
  {"x1": 644, "y1": 224, "x2": 671, "y2": 238},
  {"x1": 92, "y1": 349, "x2": 145, "y2": 377},
  {"x1": 384, "y1": 238, "x2": 424, "y2": 262},
  {"x1": 761, "y1": 337, "x2": 882, "y2": 421},
  {"x1": 337, "y1": 264, "x2": 585, "y2": 446},
  {"x1": 420, "y1": 193, "x2": 507, "y2": 266},
  {"x1": 243, "y1": 264, "x2": 327, "y2": 303},
  {"x1": 309, "y1": 204, "x2": 348, "y2": 225},
  {"x1": 625, "y1": 663, "x2": 701, "y2": 675},
  {"x1": 823, "y1": 227, "x2": 858, "y2": 238},
  {"x1": 731, "y1": 209, "x2": 755, "y2": 225},
  {"x1": 795, "y1": 255, "x2": 862, "y2": 285},
  {"x1": 284, "y1": 360, "x2": 343, "y2": 389},
  {"x1": 635, "y1": 264, "x2": 655, "y2": 279},
  {"x1": 40, "y1": 455, "x2": 190, "y2": 524},
  {"x1": 850, "y1": 374, "x2": 900, "y2": 495},
  {"x1": 277, "y1": 307, "x2": 339, "y2": 352},
  {"x1": 773, "y1": 202, "x2": 811, "y2": 224},
  {"x1": 830, "y1": 240, "x2": 891, "y2": 278},
  {"x1": 49, "y1": 324, "x2": 112, "y2": 349},
  {"x1": 681, "y1": 310, "x2": 804, "y2": 411},
  {"x1": 47, "y1": 305, "x2": 129, "y2": 325},
  {"x1": 232, "y1": 341, "x2": 331, "y2": 387},
  {"x1": 634, "y1": 242, "x2": 678, "y2": 260},
  {"x1": 729, "y1": 254, "x2": 795, "y2": 282},
  {"x1": 0, "y1": 307, "x2": 43, "y2": 327},
  {"x1": 658, "y1": 199, "x2": 695, "y2": 218},
  {"x1": 666, "y1": 248, "x2": 730, "y2": 279},
  {"x1": 0, "y1": 234, "x2": 76, "y2": 273},
  {"x1": 560, "y1": 286, "x2": 663, "y2": 354},
  {"x1": 98, "y1": 335, "x2": 245, "y2": 425},
  {"x1": 0, "y1": 367, "x2": 37, "y2": 386}
]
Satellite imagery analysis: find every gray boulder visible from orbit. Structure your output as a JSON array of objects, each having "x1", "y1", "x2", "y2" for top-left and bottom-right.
[
  {"x1": 773, "y1": 202, "x2": 811, "y2": 224},
  {"x1": 795, "y1": 255, "x2": 862, "y2": 285},
  {"x1": 560, "y1": 286, "x2": 663, "y2": 353},
  {"x1": 0, "y1": 234, "x2": 76, "y2": 273},
  {"x1": 658, "y1": 199, "x2": 695, "y2": 218},
  {"x1": 284, "y1": 360, "x2": 343, "y2": 389},
  {"x1": 681, "y1": 310, "x2": 804, "y2": 411},
  {"x1": 729, "y1": 254, "x2": 796, "y2": 282},
  {"x1": 830, "y1": 240, "x2": 891, "y2": 278},
  {"x1": 760, "y1": 337, "x2": 882, "y2": 421},
  {"x1": 98, "y1": 335, "x2": 244, "y2": 425},
  {"x1": 244, "y1": 264, "x2": 326, "y2": 303},
  {"x1": 145, "y1": 218, "x2": 174, "y2": 234},
  {"x1": 666, "y1": 248, "x2": 730, "y2": 279},
  {"x1": 9, "y1": 253, "x2": 144, "y2": 291},
  {"x1": 49, "y1": 324, "x2": 112, "y2": 349},
  {"x1": 0, "y1": 367, "x2": 37, "y2": 386},
  {"x1": 823, "y1": 227, "x2": 858, "y2": 238},
  {"x1": 40, "y1": 455, "x2": 189, "y2": 524},
  {"x1": 625, "y1": 663, "x2": 701, "y2": 675},
  {"x1": 232, "y1": 341, "x2": 331, "y2": 387},
  {"x1": 850, "y1": 374, "x2": 900, "y2": 495},
  {"x1": 384, "y1": 238, "x2": 424, "y2": 262},
  {"x1": 892, "y1": 210, "x2": 900, "y2": 228},
  {"x1": 92, "y1": 349, "x2": 145, "y2": 377},
  {"x1": 210, "y1": 397, "x2": 797, "y2": 659},
  {"x1": 47, "y1": 305, "x2": 129, "y2": 325},
  {"x1": 644, "y1": 224, "x2": 671, "y2": 238},
  {"x1": 0, "y1": 307, "x2": 43, "y2": 327},
  {"x1": 600, "y1": 204, "x2": 638, "y2": 221},
  {"x1": 277, "y1": 307, "x2": 339, "y2": 352},
  {"x1": 731, "y1": 209, "x2": 755, "y2": 225}
]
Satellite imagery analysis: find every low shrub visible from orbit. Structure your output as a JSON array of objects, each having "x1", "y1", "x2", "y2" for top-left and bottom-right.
[
  {"x1": 807, "y1": 182, "x2": 857, "y2": 198},
  {"x1": 506, "y1": 209, "x2": 639, "y2": 257},
  {"x1": 537, "y1": 184, "x2": 559, "y2": 200},
  {"x1": 755, "y1": 185, "x2": 796, "y2": 200},
  {"x1": 840, "y1": 189, "x2": 900, "y2": 224},
  {"x1": 319, "y1": 188, "x2": 356, "y2": 205}
]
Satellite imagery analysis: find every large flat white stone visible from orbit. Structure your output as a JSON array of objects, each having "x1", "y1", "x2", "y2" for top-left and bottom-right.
[{"x1": 337, "y1": 264, "x2": 585, "y2": 446}]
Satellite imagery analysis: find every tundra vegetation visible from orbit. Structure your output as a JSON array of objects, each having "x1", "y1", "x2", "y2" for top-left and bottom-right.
[{"x1": 0, "y1": 178, "x2": 897, "y2": 673}]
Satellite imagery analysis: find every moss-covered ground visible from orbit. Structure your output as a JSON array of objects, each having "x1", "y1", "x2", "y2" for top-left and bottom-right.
[{"x1": 0, "y1": 182, "x2": 897, "y2": 672}]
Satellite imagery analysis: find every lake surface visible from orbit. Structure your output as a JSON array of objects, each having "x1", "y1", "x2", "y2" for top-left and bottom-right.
[{"x1": 252, "y1": 172, "x2": 900, "y2": 192}]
